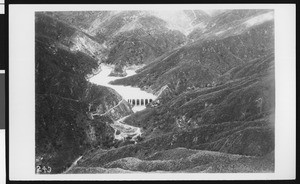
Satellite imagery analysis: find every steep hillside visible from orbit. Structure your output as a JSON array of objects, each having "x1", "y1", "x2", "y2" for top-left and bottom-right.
[
  {"x1": 111, "y1": 19, "x2": 274, "y2": 95},
  {"x1": 105, "y1": 27, "x2": 186, "y2": 66},
  {"x1": 49, "y1": 11, "x2": 188, "y2": 76},
  {"x1": 76, "y1": 116, "x2": 274, "y2": 167},
  {"x1": 69, "y1": 47, "x2": 275, "y2": 173},
  {"x1": 183, "y1": 10, "x2": 211, "y2": 26},
  {"x1": 35, "y1": 13, "x2": 132, "y2": 174},
  {"x1": 46, "y1": 11, "x2": 110, "y2": 31},
  {"x1": 96, "y1": 35, "x2": 275, "y2": 172},
  {"x1": 84, "y1": 84, "x2": 133, "y2": 121},
  {"x1": 123, "y1": 57, "x2": 274, "y2": 138},
  {"x1": 188, "y1": 9, "x2": 273, "y2": 41},
  {"x1": 69, "y1": 148, "x2": 274, "y2": 173},
  {"x1": 38, "y1": 12, "x2": 108, "y2": 61},
  {"x1": 35, "y1": 10, "x2": 275, "y2": 174},
  {"x1": 100, "y1": 13, "x2": 187, "y2": 71}
]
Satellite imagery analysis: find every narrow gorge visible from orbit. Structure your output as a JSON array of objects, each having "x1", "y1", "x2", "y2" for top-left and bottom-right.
[{"x1": 35, "y1": 10, "x2": 275, "y2": 174}]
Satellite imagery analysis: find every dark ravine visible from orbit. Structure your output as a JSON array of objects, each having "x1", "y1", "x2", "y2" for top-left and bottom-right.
[{"x1": 35, "y1": 13, "x2": 133, "y2": 174}]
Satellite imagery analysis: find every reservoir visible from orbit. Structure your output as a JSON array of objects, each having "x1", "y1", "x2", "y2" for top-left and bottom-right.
[{"x1": 89, "y1": 64, "x2": 157, "y2": 112}]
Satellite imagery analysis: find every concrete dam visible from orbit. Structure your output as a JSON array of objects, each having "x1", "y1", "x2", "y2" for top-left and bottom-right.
[{"x1": 127, "y1": 99, "x2": 153, "y2": 106}]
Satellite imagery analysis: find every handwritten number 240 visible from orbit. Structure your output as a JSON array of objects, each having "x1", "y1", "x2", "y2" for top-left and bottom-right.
[{"x1": 36, "y1": 165, "x2": 51, "y2": 174}]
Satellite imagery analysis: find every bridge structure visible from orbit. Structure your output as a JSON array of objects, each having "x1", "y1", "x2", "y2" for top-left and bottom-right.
[{"x1": 127, "y1": 98, "x2": 153, "y2": 106}]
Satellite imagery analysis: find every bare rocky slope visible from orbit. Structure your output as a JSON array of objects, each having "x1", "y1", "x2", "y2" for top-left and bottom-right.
[{"x1": 188, "y1": 9, "x2": 273, "y2": 41}]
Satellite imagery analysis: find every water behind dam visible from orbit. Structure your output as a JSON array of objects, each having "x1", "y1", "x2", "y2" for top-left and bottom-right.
[
  {"x1": 89, "y1": 64, "x2": 157, "y2": 113},
  {"x1": 88, "y1": 64, "x2": 157, "y2": 142}
]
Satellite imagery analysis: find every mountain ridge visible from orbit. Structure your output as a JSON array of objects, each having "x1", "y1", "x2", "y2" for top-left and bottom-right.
[{"x1": 35, "y1": 9, "x2": 275, "y2": 174}]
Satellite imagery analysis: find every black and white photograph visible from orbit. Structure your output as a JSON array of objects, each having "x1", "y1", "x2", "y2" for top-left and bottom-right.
[
  {"x1": 8, "y1": 4, "x2": 296, "y2": 180},
  {"x1": 35, "y1": 8, "x2": 276, "y2": 174}
]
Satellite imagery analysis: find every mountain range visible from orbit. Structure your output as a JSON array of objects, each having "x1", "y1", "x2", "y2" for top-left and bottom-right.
[{"x1": 35, "y1": 9, "x2": 275, "y2": 173}]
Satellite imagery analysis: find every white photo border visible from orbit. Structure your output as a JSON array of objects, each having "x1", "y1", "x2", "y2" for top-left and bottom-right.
[{"x1": 9, "y1": 4, "x2": 296, "y2": 180}]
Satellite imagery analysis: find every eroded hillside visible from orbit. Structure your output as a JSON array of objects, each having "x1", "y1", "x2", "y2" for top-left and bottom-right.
[{"x1": 35, "y1": 10, "x2": 275, "y2": 174}]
